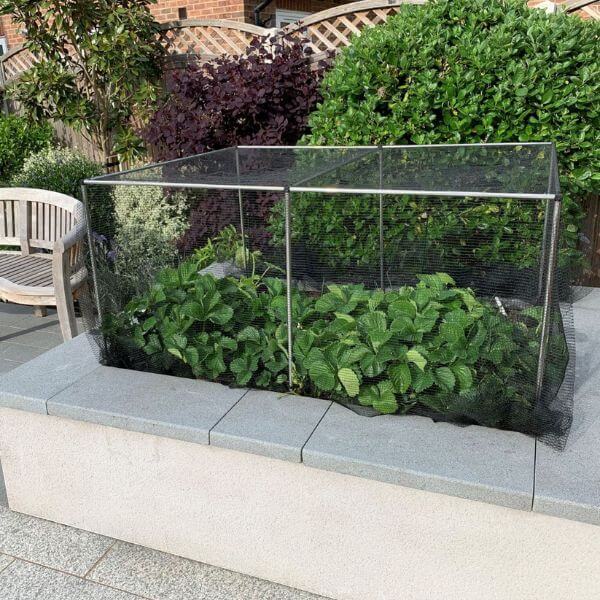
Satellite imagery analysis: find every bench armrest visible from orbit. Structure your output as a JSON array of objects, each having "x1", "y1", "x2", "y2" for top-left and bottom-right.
[{"x1": 53, "y1": 223, "x2": 86, "y2": 255}]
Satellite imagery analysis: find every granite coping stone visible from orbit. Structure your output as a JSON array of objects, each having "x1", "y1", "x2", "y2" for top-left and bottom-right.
[
  {"x1": 210, "y1": 389, "x2": 333, "y2": 462},
  {"x1": 302, "y1": 403, "x2": 535, "y2": 510},
  {"x1": 47, "y1": 365, "x2": 246, "y2": 445},
  {"x1": 532, "y1": 299, "x2": 600, "y2": 525},
  {"x1": 0, "y1": 333, "x2": 99, "y2": 414},
  {"x1": 1, "y1": 291, "x2": 600, "y2": 521}
]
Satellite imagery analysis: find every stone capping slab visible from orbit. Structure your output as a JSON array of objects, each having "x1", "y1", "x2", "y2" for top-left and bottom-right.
[
  {"x1": 0, "y1": 333, "x2": 100, "y2": 414},
  {"x1": 47, "y1": 365, "x2": 246, "y2": 445},
  {"x1": 2, "y1": 289, "x2": 600, "y2": 524},
  {"x1": 532, "y1": 297, "x2": 600, "y2": 525},
  {"x1": 210, "y1": 389, "x2": 333, "y2": 462},
  {"x1": 302, "y1": 403, "x2": 535, "y2": 510}
]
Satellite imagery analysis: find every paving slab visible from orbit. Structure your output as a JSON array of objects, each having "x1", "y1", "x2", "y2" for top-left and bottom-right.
[
  {"x1": 0, "y1": 333, "x2": 100, "y2": 413},
  {"x1": 0, "y1": 553, "x2": 13, "y2": 574},
  {"x1": 0, "y1": 506, "x2": 114, "y2": 576},
  {"x1": 0, "y1": 560, "x2": 140, "y2": 600},
  {"x1": 88, "y1": 541, "x2": 325, "y2": 600},
  {"x1": 48, "y1": 366, "x2": 246, "y2": 445},
  {"x1": 533, "y1": 299, "x2": 600, "y2": 525},
  {"x1": 210, "y1": 390, "x2": 332, "y2": 462},
  {"x1": 0, "y1": 342, "x2": 48, "y2": 362},
  {"x1": 0, "y1": 328, "x2": 64, "y2": 350},
  {"x1": 0, "y1": 303, "x2": 36, "y2": 327},
  {"x1": 0, "y1": 358, "x2": 20, "y2": 374},
  {"x1": 303, "y1": 403, "x2": 535, "y2": 510}
]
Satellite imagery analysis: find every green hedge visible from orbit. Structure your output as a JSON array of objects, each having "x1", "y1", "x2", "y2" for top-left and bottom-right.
[
  {"x1": 0, "y1": 115, "x2": 53, "y2": 183},
  {"x1": 11, "y1": 147, "x2": 102, "y2": 197},
  {"x1": 298, "y1": 0, "x2": 599, "y2": 270}
]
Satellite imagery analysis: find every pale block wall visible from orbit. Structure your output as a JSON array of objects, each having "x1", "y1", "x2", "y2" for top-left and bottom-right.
[{"x1": 2, "y1": 406, "x2": 600, "y2": 600}]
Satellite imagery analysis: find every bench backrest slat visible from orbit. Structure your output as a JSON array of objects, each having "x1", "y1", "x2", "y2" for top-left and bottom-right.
[{"x1": 0, "y1": 188, "x2": 84, "y2": 254}]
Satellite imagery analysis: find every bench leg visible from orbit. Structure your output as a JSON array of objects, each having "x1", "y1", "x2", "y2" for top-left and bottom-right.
[
  {"x1": 55, "y1": 279, "x2": 78, "y2": 342},
  {"x1": 33, "y1": 306, "x2": 48, "y2": 318}
]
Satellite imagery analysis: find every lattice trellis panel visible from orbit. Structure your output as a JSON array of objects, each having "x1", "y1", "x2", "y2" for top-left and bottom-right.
[
  {"x1": 0, "y1": 47, "x2": 36, "y2": 85},
  {"x1": 283, "y1": 0, "x2": 425, "y2": 63},
  {"x1": 158, "y1": 19, "x2": 266, "y2": 69},
  {"x1": 0, "y1": 0, "x2": 596, "y2": 88}
]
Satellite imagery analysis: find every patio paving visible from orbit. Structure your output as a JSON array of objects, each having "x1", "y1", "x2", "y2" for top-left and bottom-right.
[{"x1": 0, "y1": 301, "x2": 326, "y2": 600}]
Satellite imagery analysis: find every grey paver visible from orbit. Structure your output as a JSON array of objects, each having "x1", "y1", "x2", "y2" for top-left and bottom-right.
[
  {"x1": 48, "y1": 366, "x2": 246, "y2": 445},
  {"x1": 0, "y1": 303, "x2": 35, "y2": 327},
  {"x1": 210, "y1": 389, "x2": 332, "y2": 462},
  {"x1": 88, "y1": 541, "x2": 325, "y2": 600},
  {"x1": 303, "y1": 402, "x2": 535, "y2": 510},
  {"x1": 0, "y1": 553, "x2": 13, "y2": 574},
  {"x1": 0, "y1": 506, "x2": 114, "y2": 576},
  {"x1": 0, "y1": 560, "x2": 140, "y2": 600},
  {"x1": 0, "y1": 342, "x2": 48, "y2": 362},
  {"x1": 533, "y1": 299, "x2": 600, "y2": 525},
  {"x1": 0, "y1": 359, "x2": 21, "y2": 374},
  {"x1": 0, "y1": 332, "x2": 100, "y2": 413},
  {"x1": 0, "y1": 329, "x2": 64, "y2": 350}
]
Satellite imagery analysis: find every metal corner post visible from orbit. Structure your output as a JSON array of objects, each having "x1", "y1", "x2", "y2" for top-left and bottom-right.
[
  {"x1": 234, "y1": 146, "x2": 247, "y2": 269},
  {"x1": 538, "y1": 146, "x2": 559, "y2": 299},
  {"x1": 378, "y1": 145, "x2": 384, "y2": 290},
  {"x1": 80, "y1": 184, "x2": 103, "y2": 328},
  {"x1": 535, "y1": 195, "x2": 562, "y2": 403},
  {"x1": 284, "y1": 188, "x2": 294, "y2": 389}
]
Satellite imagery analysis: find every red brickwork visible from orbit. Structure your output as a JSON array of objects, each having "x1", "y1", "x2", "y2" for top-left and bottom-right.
[{"x1": 0, "y1": 0, "x2": 597, "y2": 52}]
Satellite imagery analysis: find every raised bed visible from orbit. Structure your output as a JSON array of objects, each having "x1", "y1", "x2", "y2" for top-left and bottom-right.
[{"x1": 0, "y1": 289, "x2": 599, "y2": 600}]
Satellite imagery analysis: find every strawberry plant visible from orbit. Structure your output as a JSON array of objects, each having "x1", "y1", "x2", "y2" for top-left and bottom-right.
[{"x1": 103, "y1": 244, "x2": 555, "y2": 431}]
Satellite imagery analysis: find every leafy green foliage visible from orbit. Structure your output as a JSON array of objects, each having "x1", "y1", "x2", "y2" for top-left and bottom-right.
[
  {"x1": 104, "y1": 259, "x2": 543, "y2": 429},
  {"x1": 0, "y1": 115, "x2": 52, "y2": 183},
  {"x1": 0, "y1": 0, "x2": 163, "y2": 164},
  {"x1": 299, "y1": 0, "x2": 599, "y2": 269},
  {"x1": 11, "y1": 146, "x2": 102, "y2": 201}
]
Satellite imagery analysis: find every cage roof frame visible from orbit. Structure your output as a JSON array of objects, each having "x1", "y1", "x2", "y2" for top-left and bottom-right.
[{"x1": 85, "y1": 143, "x2": 559, "y2": 200}]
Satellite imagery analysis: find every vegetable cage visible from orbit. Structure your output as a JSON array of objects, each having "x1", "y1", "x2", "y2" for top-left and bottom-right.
[{"x1": 82, "y1": 143, "x2": 574, "y2": 447}]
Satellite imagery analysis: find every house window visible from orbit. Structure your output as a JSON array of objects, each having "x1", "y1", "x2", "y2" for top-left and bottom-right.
[
  {"x1": 275, "y1": 9, "x2": 311, "y2": 27},
  {"x1": 0, "y1": 37, "x2": 7, "y2": 56}
]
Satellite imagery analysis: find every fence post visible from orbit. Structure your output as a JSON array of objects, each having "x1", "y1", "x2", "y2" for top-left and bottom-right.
[
  {"x1": 285, "y1": 188, "x2": 294, "y2": 389},
  {"x1": 0, "y1": 58, "x2": 8, "y2": 116},
  {"x1": 535, "y1": 195, "x2": 562, "y2": 403}
]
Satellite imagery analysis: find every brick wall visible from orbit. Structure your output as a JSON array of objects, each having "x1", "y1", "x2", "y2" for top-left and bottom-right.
[
  {"x1": 0, "y1": 14, "x2": 23, "y2": 48},
  {"x1": 0, "y1": 0, "x2": 597, "y2": 53}
]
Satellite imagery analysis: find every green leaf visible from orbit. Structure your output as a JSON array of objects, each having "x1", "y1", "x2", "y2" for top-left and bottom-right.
[
  {"x1": 338, "y1": 368, "x2": 360, "y2": 397},
  {"x1": 389, "y1": 362, "x2": 411, "y2": 393},
  {"x1": 308, "y1": 356, "x2": 336, "y2": 391},
  {"x1": 389, "y1": 299, "x2": 417, "y2": 320},
  {"x1": 208, "y1": 305, "x2": 234, "y2": 325},
  {"x1": 358, "y1": 311, "x2": 387, "y2": 333},
  {"x1": 439, "y1": 322, "x2": 464, "y2": 344},
  {"x1": 358, "y1": 381, "x2": 398, "y2": 413},
  {"x1": 358, "y1": 384, "x2": 377, "y2": 407},
  {"x1": 373, "y1": 381, "x2": 398, "y2": 414},
  {"x1": 406, "y1": 348, "x2": 427, "y2": 371},
  {"x1": 451, "y1": 364, "x2": 473, "y2": 391},
  {"x1": 412, "y1": 369, "x2": 434, "y2": 393},
  {"x1": 238, "y1": 326, "x2": 260, "y2": 343},
  {"x1": 435, "y1": 367, "x2": 456, "y2": 392}
]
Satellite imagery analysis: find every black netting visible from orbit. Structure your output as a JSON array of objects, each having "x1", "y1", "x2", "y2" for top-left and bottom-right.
[{"x1": 82, "y1": 143, "x2": 573, "y2": 448}]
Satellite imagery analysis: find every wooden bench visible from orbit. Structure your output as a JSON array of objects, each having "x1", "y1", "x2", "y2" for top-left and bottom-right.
[{"x1": 0, "y1": 188, "x2": 89, "y2": 340}]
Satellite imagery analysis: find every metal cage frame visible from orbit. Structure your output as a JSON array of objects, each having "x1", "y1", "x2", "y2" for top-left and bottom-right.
[{"x1": 84, "y1": 142, "x2": 562, "y2": 404}]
